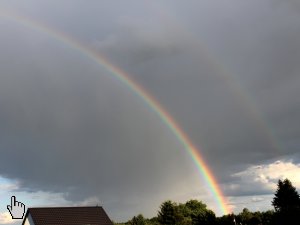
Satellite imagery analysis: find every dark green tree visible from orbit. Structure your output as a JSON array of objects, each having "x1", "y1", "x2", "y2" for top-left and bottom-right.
[
  {"x1": 157, "y1": 201, "x2": 180, "y2": 225},
  {"x1": 215, "y1": 214, "x2": 235, "y2": 225},
  {"x1": 185, "y1": 200, "x2": 207, "y2": 212},
  {"x1": 272, "y1": 179, "x2": 300, "y2": 225},
  {"x1": 182, "y1": 200, "x2": 216, "y2": 225},
  {"x1": 238, "y1": 208, "x2": 252, "y2": 224},
  {"x1": 249, "y1": 211, "x2": 263, "y2": 225},
  {"x1": 128, "y1": 214, "x2": 146, "y2": 225},
  {"x1": 147, "y1": 217, "x2": 160, "y2": 225},
  {"x1": 260, "y1": 210, "x2": 274, "y2": 225},
  {"x1": 191, "y1": 209, "x2": 216, "y2": 225},
  {"x1": 272, "y1": 179, "x2": 300, "y2": 212}
]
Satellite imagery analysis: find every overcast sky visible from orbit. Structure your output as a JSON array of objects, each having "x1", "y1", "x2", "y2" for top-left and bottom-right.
[{"x1": 0, "y1": 0, "x2": 300, "y2": 224}]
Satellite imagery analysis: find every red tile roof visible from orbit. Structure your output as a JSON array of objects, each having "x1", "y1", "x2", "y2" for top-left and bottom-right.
[{"x1": 23, "y1": 206, "x2": 113, "y2": 225}]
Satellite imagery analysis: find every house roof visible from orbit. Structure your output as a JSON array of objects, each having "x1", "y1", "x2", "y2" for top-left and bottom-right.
[{"x1": 22, "y1": 206, "x2": 113, "y2": 225}]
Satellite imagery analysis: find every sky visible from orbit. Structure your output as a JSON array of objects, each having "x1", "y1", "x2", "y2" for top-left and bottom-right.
[{"x1": 0, "y1": 0, "x2": 300, "y2": 223}]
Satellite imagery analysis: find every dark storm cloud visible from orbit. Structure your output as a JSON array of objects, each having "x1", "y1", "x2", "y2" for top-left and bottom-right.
[
  {"x1": 0, "y1": 0, "x2": 300, "y2": 220},
  {"x1": 93, "y1": 0, "x2": 300, "y2": 185},
  {"x1": 0, "y1": 19, "x2": 199, "y2": 220}
]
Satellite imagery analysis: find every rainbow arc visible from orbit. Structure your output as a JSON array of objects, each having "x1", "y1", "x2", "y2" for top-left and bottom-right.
[{"x1": 0, "y1": 9, "x2": 230, "y2": 215}]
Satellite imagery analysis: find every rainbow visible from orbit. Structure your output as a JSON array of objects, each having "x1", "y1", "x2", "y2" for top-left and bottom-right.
[
  {"x1": 145, "y1": 1, "x2": 282, "y2": 158},
  {"x1": 0, "y1": 9, "x2": 230, "y2": 214}
]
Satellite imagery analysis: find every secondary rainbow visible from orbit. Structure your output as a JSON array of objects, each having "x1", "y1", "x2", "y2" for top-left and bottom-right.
[{"x1": 0, "y1": 9, "x2": 230, "y2": 215}]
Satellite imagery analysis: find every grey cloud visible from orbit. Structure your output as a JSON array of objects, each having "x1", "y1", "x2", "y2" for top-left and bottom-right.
[
  {"x1": 0, "y1": 0, "x2": 300, "y2": 221},
  {"x1": 0, "y1": 21, "x2": 200, "y2": 220},
  {"x1": 76, "y1": 0, "x2": 300, "y2": 199}
]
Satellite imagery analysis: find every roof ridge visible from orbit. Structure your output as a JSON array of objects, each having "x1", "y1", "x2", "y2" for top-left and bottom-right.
[{"x1": 29, "y1": 206, "x2": 102, "y2": 209}]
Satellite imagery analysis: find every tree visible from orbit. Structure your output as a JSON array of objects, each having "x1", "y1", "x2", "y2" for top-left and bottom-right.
[
  {"x1": 185, "y1": 200, "x2": 207, "y2": 212},
  {"x1": 191, "y1": 209, "x2": 216, "y2": 225},
  {"x1": 238, "y1": 208, "x2": 252, "y2": 224},
  {"x1": 182, "y1": 200, "x2": 215, "y2": 225},
  {"x1": 260, "y1": 210, "x2": 274, "y2": 225},
  {"x1": 272, "y1": 179, "x2": 300, "y2": 212},
  {"x1": 147, "y1": 217, "x2": 160, "y2": 225},
  {"x1": 128, "y1": 214, "x2": 146, "y2": 225},
  {"x1": 272, "y1": 179, "x2": 300, "y2": 225},
  {"x1": 215, "y1": 214, "x2": 235, "y2": 225},
  {"x1": 157, "y1": 201, "x2": 180, "y2": 225}
]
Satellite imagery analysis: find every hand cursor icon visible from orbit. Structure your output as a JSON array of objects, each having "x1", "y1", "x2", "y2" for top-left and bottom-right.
[{"x1": 7, "y1": 196, "x2": 25, "y2": 219}]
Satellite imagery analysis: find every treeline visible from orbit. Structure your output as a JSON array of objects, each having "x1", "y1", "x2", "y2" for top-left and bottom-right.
[{"x1": 114, "y1": 179, "x2": 300, "y2": 225}]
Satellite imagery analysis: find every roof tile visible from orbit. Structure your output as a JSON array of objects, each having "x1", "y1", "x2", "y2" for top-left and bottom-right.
[{"x1": 24, "y1": 206, "x2": 113, "y2": 225}]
